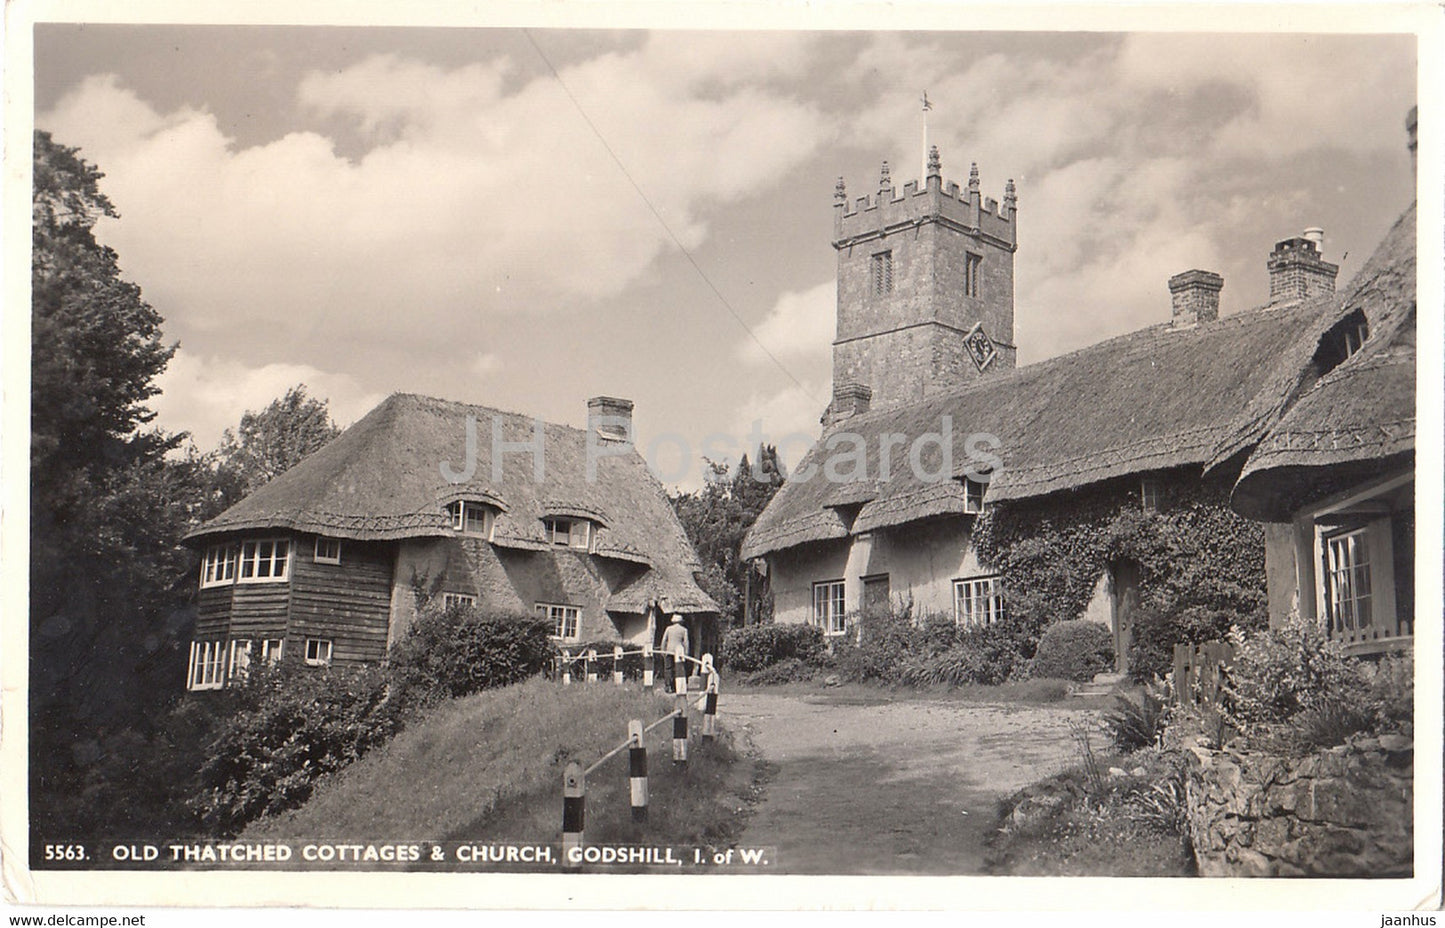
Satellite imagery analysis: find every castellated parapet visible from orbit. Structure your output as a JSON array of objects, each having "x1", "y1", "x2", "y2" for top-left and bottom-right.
[{"x1": 828, "y1": 149, "x2": 1018, "y2": 417}]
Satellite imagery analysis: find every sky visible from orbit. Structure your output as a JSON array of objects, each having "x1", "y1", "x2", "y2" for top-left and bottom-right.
[{"x1": 32, "y1": 22, "x2": 1418, "y2": 488}]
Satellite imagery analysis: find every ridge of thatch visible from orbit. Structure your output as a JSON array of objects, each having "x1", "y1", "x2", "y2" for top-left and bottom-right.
[
  {"x1": 743, "y1": 298, "x2": 1318, "y2": 560},
  {"x1": 189, "y1": 392, "x2": 717, "y2": 613}
]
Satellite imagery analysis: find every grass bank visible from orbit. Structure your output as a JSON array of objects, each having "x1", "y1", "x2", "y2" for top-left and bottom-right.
[{"x1": 247, "y1": 678, "x2": 758, "y2": 848}]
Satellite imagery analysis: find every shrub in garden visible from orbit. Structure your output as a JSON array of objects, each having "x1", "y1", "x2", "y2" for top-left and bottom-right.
[
  {"x1": 190, "y1": 662, "x2": 399, "y2": 835},
  {"x1": 831, "y1": 608, "x2": 927, "y2": 683},
  {"x1": 738, "y1": 657, "x2": 819, "y2": 685},
  {"x1": 900, "y1": 616, "x2": 1039, "y2": 687},
  {"x1": 1102, "y1": 689, "x2": 1170, "y2": 752},
  {"x1": 1029, "y1": 619, "x2": 1114, "y2": 682},
  {"x1": 387, "y1": 601, "x2": 557, "y2": 709},
  {"x1": 718, "y1": 622, "x2": 825, "y2": 673},
  {"x1": 1128, "y1": 604, "x2": 1249, "y2": 684}
]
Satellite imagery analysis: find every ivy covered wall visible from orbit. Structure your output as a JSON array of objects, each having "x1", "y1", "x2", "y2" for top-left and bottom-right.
[{"x1": 972, "y1": 468, "x2": 1269, "y2": 679}]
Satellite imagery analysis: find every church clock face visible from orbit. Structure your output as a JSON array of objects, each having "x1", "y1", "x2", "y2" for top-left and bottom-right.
[{"x1": 965, "y1": 323, "x2": 997, "y2": 371}]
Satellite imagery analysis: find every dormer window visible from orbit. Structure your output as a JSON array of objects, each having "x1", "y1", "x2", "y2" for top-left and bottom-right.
[
  {"x1": 963, "y1": 477, "x2": 987, "y2": 513},
  {"x1": 1141, "y1": 477, "x2": 1161, "y2": 512},
  {"x1": 447, "y1": 500, "x2": 495, "y2": 539},
  {"x1": 544, "y1": 517, "x2": 592, "y2": 550},
  {"x1": 1314, "y1": 311, "x2": 1370, "y2": 376}
]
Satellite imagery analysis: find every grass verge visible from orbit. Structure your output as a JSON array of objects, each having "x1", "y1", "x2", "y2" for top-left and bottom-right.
[{"x1": 246, "y1": 677, "x2": 758, "y2": 850}]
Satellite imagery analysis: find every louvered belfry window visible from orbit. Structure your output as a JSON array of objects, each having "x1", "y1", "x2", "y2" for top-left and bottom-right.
[{"x1": 871, "y1": 251, "x2": 893, "y2": 296}]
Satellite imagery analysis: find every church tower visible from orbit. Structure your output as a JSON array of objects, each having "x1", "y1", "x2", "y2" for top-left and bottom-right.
[{"x1": 826, "y1": 147, "x2": 1017, "y2": 425}]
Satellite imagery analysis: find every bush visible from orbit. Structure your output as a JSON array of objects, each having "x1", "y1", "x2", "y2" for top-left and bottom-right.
[
  {"x1": 719, "y1": 622, "x2": 825, "y2": 673},
  {"x1": 388, "y1": 601, "x2": 557, "y2": 710},
  {"x1": 1128, "y1": 604, "x2": 1249, "y2": 684},
  {"x1": 737, "y1": 657, "x2": 819, "y2": 686},
  {"x1": 900, "y1": 616, "x2": 1040, "y2": 687},
  {"x1": 1102, "y1": 689, "x2": 1170, "y2": 752},
  {"x1": 831, "y1": 609, "x2": 926, "y2": 683},
  {"x1": 191, "y1": 662, "x2": 399, "y2": 835},
  {"x1": 1030, "y1": 620, "x2": 1114, "y2": 682}
]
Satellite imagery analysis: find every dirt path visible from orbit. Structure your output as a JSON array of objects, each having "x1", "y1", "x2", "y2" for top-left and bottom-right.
[{"x1": 726, "y1": 691, "x2": 1098, "y2": 875}]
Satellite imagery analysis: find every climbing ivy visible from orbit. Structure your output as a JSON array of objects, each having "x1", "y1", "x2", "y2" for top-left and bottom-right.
[{"x1": 972, "y1": 471, "x2": 1269, "y2": 678}]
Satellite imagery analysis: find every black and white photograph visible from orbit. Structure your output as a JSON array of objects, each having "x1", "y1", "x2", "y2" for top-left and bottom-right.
[{"x1": 3, "y1": 0, "x2": 1441, "y2": 919}]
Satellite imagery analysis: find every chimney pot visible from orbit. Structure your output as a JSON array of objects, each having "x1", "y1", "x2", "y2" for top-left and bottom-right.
[
  {"x1": 587, "y1": 395, "x2": 634, "y2": 442},
  {"x1": 1168, "y1": 269, "x2": 1223, "y2": 327}
]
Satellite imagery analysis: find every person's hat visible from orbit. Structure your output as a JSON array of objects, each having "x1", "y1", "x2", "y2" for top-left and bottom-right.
[{"x1": 670, "y1": 614, "x2": 683, "y2": 623}]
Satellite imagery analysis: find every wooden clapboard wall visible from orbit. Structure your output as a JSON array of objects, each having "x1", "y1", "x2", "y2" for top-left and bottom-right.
[{"x1": 287, "y1": 535, "x2": 396, "y2": 664}]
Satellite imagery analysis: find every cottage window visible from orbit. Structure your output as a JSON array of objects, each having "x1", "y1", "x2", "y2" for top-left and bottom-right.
[
  {"x1": 964, "y1": 477, "x2": 986, "y2": 513},
  {"x1": 447, "y1": 500, "x2": 495, "y2": 539},
  {"x1": 544, "y1": 517, "x2": 591, "y2": 550},
  {"x1": 537, "y1": 603, "x2": 580, "y2": 640},
  {"x1": 200, "y1": 544, "x2": 238, "y2": 588},
  {"x1": 1323, "y1": 527, "x2": 1375, "y2": 634},
  {"x1": 314, "y1": 536, "x2": 342, "y2": 564},
  {"x1": 871, "y1": 251, "x2": 894, "y2": 297},
  {"x1": 954, "y1": 576, "x2": 1006, "y2": 627},
  {"x1": 229, "y1": 639, "x2": 252, "y2": 678},
  {"x1": 186, "y1": 640, "x2": 227, "y2": 691},
  {"x1": 1140, "y1": 477, "x2": 1161, "y2": 512},
  {"x1": 259, "y1": 638, "x2": 285, "y2": 663},
  {"x1": 237, "y1": 539, "x2": 290, "y2": 583},
  {"x1": 813, "y1": 580, "x2": 847, "y2": 635},
  {"x1": 965, "y1": 252, "x2": 982, "y2": 298},
  {"x1": 442, "y1": 592, "x2": 477, "y2": 609},
  {"x1": 304, "y1": 638, "x2": 333, "y2": 666},
  {"x1": 1314, "y1": 311, "x2": 1370, "y2": 375}
]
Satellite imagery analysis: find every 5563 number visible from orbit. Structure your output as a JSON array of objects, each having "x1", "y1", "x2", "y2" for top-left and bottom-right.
[{"x1": 44, "y1": 844, "x2": 87, "y2": 861}]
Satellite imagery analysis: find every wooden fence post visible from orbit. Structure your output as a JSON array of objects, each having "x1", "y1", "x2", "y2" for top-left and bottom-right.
[
  {"x1": 586, "y1": 648, "x2": 597, "y2": 684},
  {"x1": 642, "y1": 642, "x2": 654, "y2": 688},
  {"x1": 613, "y1": 646, "x2": 624, "y2": 685},
  {"x1": 672, "y1": 708, "x2": 689, "y2": 765},
  {"x1": 702, "y1": 671, "x2": 719, "y2": 741},
  {"x1": 673, "y1": 647, "x2": 688, "y2": 696},
  {"x1": 628, "y1": 720, "x2": 648, "y2": 823},
  {"x1": 562, "y1": 761, "x2": 585, "y2": 869}
]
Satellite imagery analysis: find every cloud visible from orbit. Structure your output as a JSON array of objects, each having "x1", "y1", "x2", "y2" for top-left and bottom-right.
[
  {"x1": 470, "y1": 352, "x2": 502, "y2": 376},
  {"x1": 728, "y1": 379, "x2": 828, "y2": 469},
  {"x1": 738, "y1": 280, "x2": 835, "y2": 364},
  {"x1": 38, "y1": 45, "x2": 832, "y2": 364},
  {"x1": 152, "y1": 349, "x2": 386, "y2": 450}
]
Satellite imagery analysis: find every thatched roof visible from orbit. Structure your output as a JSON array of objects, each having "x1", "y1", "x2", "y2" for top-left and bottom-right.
[
  {"x1": 743, "y1": 275, "x2": 1344, "y2": 561},
  {"x1": 1230, "y1": 204, "x2": 1416, "y2": 521},
  {"x1": 189, "y1": 393, "x2": 718, "y2": 613}
]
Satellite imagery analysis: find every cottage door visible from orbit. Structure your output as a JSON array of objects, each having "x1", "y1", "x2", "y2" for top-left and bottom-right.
[{"x1": 1110, "y1": 561, "x2": 1141, "y2": 675}]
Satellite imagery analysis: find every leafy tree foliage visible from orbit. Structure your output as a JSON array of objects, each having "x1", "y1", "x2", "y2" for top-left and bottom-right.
[
  {"x1": 29, "y1": 132, "x2": 229, "y2": 845},
  {"x1": 217, "y1": 384, "x2": 340, "y2": 498},
  {"x1": 669, "y1": 446, "x2": 784, "y2": 625}
]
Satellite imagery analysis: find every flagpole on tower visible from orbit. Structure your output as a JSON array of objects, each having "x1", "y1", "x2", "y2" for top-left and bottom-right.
[{"x1": 920, "y1": 91, "x2": 932, "y2": 184}]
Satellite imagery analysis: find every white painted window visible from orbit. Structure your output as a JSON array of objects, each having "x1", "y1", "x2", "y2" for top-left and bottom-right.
[
  {"x1": 200, "y1": 544, "x2": 238, "y2": 588},
  {"x1": 813, "y1": 580, "x2": 847, "y2": 635},
  {"x1": 314, "y1": 536, "x2": 342, "y2": 564},
  {"x1": 1141, "y1": 477, "x2": 1161, "y2": 512},
  {"x1": 1324, "y1": 527, "x2": 1374, "y2": 633},
  {"x1": 237, "y1": 538, "x2": 290, "y2": 583},
  {"x1": 304, "y1": 638, "x2": 332, "y2": 666},
  {"x1": 186, "y1": 640, "x2": 227, "y2": 691},
  {"x1": 871, "y1": 251, "x2": 893, "y2": 296},
  {"x1": 229, "y1": 639, "x2": 252, "y2": 678},
  {"x1": 537, "y1": 603, "x2": 580, "y2": 640},
  {"x1": 964, "y1": 478, "x2": 986, "y2": 513},
  {"x1": 543, "y1": 517, "x2": 591, "y2": 550},
  {"x1": 447, "y1": 501, "x2": 495, "y2": 539},
  {"x1": 259, "y1": 638, "x2": 285, "y2": 663},
  {"x1": 954, "y1": 576, "x2": 1006, "y2": 627},
  {"x1": 442, "y1": 592, "x2": 477, "y2": 609}
]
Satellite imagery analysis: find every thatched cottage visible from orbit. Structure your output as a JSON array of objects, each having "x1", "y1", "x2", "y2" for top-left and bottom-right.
[
  {"x1": 742, "y1": 136, "x2": 1415, "y2": 667},
  {"x1": 183, "y1": 393, "x2": 717, "y2": 689}
]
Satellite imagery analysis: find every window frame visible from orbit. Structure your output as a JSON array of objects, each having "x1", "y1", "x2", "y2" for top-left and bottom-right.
[
  {"x1": 543, "y1": 517, "x2": 592, "y2": 551},
  {"x1": 186, "y1": 640, "x2": 227, "y2": 691},
  {"x1": 442, "y1": 592, "x2": 478, "y2": 609},
  {"x1": 304, "y1": 638, "x2": 333, "y2": 666},
  {"x1": 200, "y1": 544, "x2": 238, "y2": 589},
  {"x1": 870, "y1": 250, "x2": 894, "y2": 297},
  {"x1": 236, "y1": 538, "x2": 291, "y2": 584},
  {"x1": 447, "y1": 500, "x2": 496, "y2": 540},
  {"x1": 953, "y1": 575, "x2": 1007, "y2": 628},
  {"x1": 812, "y1": 579, "x2": 847, "y2": 636},
  {"x1": 536, "y1": 602, "x2": 581, "y2": 641},
  {"x1": 963, "y1": 477, "x2": 986, "y2": 513},
  {"x1": 964, "y1": 252, "x2": 982, "y2": 298},
  {"x1": 314, "y1": 536, "x2": 342, "y2": 565},
  {"x1": 1140, "y1": 477, "x2": 1161, "y2": 512}
]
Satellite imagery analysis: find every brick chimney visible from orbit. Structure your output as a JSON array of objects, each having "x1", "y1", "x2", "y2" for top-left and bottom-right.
[
  {"x1": 587, "y1": 396, "x2": 633, "y2": 442},
  {"x1": 823, "y1": 382, "x2": 872, "y2": 427},
  {"x1": 1267, "y1": 233, "x2": 1338, "y2": 304},
  {"x1": 1168, "y1": 269, "x2": 1223, "y2": 327}
]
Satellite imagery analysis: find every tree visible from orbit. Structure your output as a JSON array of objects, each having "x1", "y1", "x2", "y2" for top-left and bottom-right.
[
  {"x1": 217, "y1": 385, "x2": 341, "y2": 497},
  {"x1": 29, "y1": 132, "x2": 225, "y2": 843},
  {"x1": 670, "y1": 445, "x2": 784, "y2": 626}
]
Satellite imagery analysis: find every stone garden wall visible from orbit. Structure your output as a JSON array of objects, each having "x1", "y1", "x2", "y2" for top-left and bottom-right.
[{"x1": 1182, "y1": 734, "x2": 1413, "y2": 877}]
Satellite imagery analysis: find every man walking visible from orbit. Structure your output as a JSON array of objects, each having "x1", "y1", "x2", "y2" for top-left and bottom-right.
[{"x1": 659, "y1": 614, "x2": 689, "y2": 692}]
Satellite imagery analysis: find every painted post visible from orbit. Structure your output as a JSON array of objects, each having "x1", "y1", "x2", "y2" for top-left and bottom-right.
[
  {"x1": 673, "y1": 646, "x2": 688, "y2": 696},
  {"x1": 562, "y1": 762, "x2": 585, "y2": 869},
  {"x1": 702, "y1": 671, "x2": 719, "y2": 741},
  {"x1": 672, "y1": 707, "x2": 689, "y2": 765},
  {"x1": 628, "y1": 719, "x2": 648, "y2": 823},
  {"x1": 613, "y1": 646, "x2": 624, "y2": 685},
  {"x1": 642, "y1": 642, "x2": 654, "y2": 688},
  {"x1": 561, "y1": 649, "x2": 572, "y2": 686},
  {"x1": 586, "y1": 648, "x2": 597, "y2": 684}
]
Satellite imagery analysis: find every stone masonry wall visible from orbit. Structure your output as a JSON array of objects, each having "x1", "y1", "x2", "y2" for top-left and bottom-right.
[{"x1": 1182, "y1": 734, "x2": 1413, "y2": 877}]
